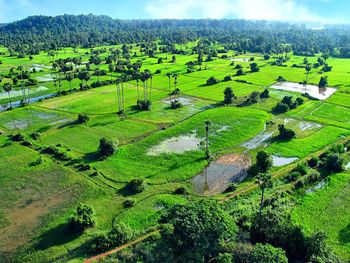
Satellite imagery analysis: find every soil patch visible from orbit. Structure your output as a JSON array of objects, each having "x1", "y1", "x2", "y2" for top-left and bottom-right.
[{"x1": 193, "y1": 153, "x2": 251, "y2": 195}]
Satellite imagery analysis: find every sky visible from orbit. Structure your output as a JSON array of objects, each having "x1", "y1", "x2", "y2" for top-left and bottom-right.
[{"x1": 0, "y1": 0, "x2": 349, "y2": 24}]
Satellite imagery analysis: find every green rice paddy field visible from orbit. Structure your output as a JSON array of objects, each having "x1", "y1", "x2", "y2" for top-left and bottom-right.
[{"x1": 0, "y1": 43, "x2": 350, "y2": 262}]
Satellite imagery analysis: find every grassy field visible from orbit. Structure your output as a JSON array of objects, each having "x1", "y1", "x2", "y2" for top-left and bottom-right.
[
  {"x1": 292, "y1": 172, "x2": 350, "y2": 261},
  {"x1": 1, "y1": 42, "x2": 350, "y2": 262}
]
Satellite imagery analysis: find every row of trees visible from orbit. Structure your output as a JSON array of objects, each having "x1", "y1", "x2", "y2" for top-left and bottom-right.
[{"x1": 2, "y1": 15, "x2": 350, "y2": 57}]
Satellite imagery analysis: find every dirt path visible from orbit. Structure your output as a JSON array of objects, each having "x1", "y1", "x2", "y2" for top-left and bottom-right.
[{"x1": 83, "y1": 230, "x2": 159, "y2": 263}]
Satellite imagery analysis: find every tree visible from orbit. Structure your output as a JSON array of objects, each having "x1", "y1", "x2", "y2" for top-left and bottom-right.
[
  {"x1": 256, "y1": 151, "x2": 272, "y2": 174},
  {"x1": 260, "y1": 89, "x2": 270, "y2": 98},
  {"x1": 166, "y1": 72, "x2": 172, "y2": 93},
  {"x1": 250, "y1": 62, "x2": 260, "y2": 72},
  {"x1": 65, "y1": 72, "x2": 74, "y2": 92},
  {"x1": 69, "y1": 204, "x2": 95, "y2": 232},
  {"x1": 205, "y1": 120, "x2": 212, "y2": 159},
  {"x1": 236, "y1": 69, "x2": 244, "y2": 76},
  {"x1": 318, "y1": 76, "x2": 328, "y2": 88},
  {"x1": 224, "y1": 87, "x2": 235, "y2": 105},
  {"x1": 3, "y1": 83, "x2": 13, "y2": 108},
  {"x1": 256, "y1": 173, "x2": 272, "y2": 215},
  {"x1": 278, "y1": 124, "x2": 296, "y2": 140},
  {"x1": 305, "y1": 63, "x2": 312, "y2": 85},
  {"x1": 160, "y1": 200, "x2": 237, "y2": 262},
  {"x1": 98, "y1": 138, "x2": 117, "y2": 158},
  {"x1": 251, "y1": 243, "x2": 288, "y2": 263},
  {"x1": 206, "y1": 76, "x2": 220, "y2": 85},
  {"x1": 128, "y1": 179, "x2": 145, "y2": 194},
  {"x1": 77, "y1": 114, "x2": 89, "y2": 124}
]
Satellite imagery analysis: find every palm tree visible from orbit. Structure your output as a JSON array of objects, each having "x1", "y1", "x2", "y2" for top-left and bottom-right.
[
  {"x1": 149, "y1": 74, "x2": 153, "y2": 100},
  {"x1": 116, "y1": 78, "x2": 122, "y2": 113},
  {"x1": 134, "y1": 73, "x2": 141, "y2": 101},
  {"x1": 3, "y1": 83, "x2": 13, "y2": 108},
  {"x1": 17, "y1": 66, "x2": 27, "y2": 102},
  {"x1": 66, "y1": 72, "x2": 74, "y2": 92},
  {"x1": 204, "y1": 120, "x2": 212, "y2": 159},
  {"x1": 166, "y1": 72, "x2": 172, "y2": 93},
  {"x1": 256, "y1": 173, "x2": 272, "y2": 216},
  {"x1": 305, "y1": 63, "x2": 312, "y2": 87}
]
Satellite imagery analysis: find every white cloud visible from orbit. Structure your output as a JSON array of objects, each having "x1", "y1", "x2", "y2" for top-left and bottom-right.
[{"x1": 145, "y1": 0, "x2": 323, "y2": 22}]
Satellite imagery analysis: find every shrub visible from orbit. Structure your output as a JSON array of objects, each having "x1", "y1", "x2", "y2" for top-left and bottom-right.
[
  {"x1": 308, "y1": 157, "x2": 319, "y2": 168},
  {"x1": 264, "y1": 54, "x2": 271, "y2": 60},
  {"x1": 225, "y1": 183, "x2": 237, "y2": 192},
  {"x1": 277, "y1": 124, "x2": 296, "y2": 140},
  {"x1": 236, "y1": 69, "x2": 244, "y2": 76},
  {"x1": 11, "y1": 133, "x2": 25, "y2": 142},
  {"x1": 123, "y1": 198, "x2": 135, "y2": 208},
  {"x1": 223, "y1": 87, "x2": 235, "y2": 105},
  {"x1": 31, "y1": 132, "x2": 41, "y2": 140},
  {"x1": 223, "y1": 75, "x2": 232, "y2": 81},
  {"x1": 260, "y1": 89, "x2": 270, "y2": 99},
  {"x1": 69, "y1": 204, "x2": 95, "y2": 232},
  {"x1": 277, "y1": 76, "x2": 286, "y2": 82},
  {"x1": 206, "y1": 76, "x2": 220, "y2": 85},
  {"x1": 98, "y1": 138, "x2": 117, "y2": 157},
  {"x1": 272, "y1": 102, "x2": 289, "y2": 114},
  {"x1": 136, "y1": 99, "x2": 152, "y2": 111},
  {"x1": 32, "y1": 155, "x2": 44, "y2": 166},
  {"x1": 294, "y1": 179, "x2": 305, "y2": 189},
  {"x1": 170, "y1": 100, "x2": 183, "y2": 109},
  {"x1": 128, "y1": 179, "x2": 145, "y2": 194},
  {"x1": 321, "y1": 153, "x2": 344, "y2": 173},
  {"x1": 250, "y1": 62, "x2": 260, "y2": 72},
  {"x1": 77, "y1": 114, "x2": 89, "y2": 124},
  {"x1": 286, "y1": 171, "x2": 302, "y2": 182},
  {"x1": 89, "y1": 223, "x2": 134, "y2": 253},
  {"x1": 174, "y1": 186, "x2": 189, "y2": 195},
  {"x1": 293, "y1": 163, "x2": 308, "y2": 176},
  {"x1": 251, "y1": 243, "x2": 288, "y2": 263}
]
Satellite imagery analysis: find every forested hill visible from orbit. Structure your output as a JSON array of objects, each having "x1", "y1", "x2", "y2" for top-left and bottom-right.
[{"x1": 1, "y1": 14, "x2": 350, "y2": 57}]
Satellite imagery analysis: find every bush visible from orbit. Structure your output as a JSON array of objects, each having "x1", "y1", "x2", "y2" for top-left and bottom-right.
[
  {"x1": 293, "y1": 163, "x2": 308, "y2": 176},
  {"x1": 286, "y1": 171, "x2": 302, "y2": 182},
  {"x1": 236, "y1": 69, "x2": 244, "y2": 76},
  {"x1": 260, "y1": 89, "x2": 270, "y2": 99},
  {"x1": 308, "y1": 157, "x2": 319, "y2": 168},
  {"x1": 11, "y1": 133, "x2": 25, "y2": 142},
  {"x1": 123, "y1": 198, "x2": 135, "y2": 208},
  {"x1": 89, "y1": 223, "x2": 134, "y2": 253},
  {"x1": 69, "y1": 204, "x2": 95, "y2": 232},
  {"x1": 170, "y1": 100, "x2": 183, "y2": 109},
  {"x1": 272, "y1": 102, "x2": 289, "y2": 114},
  {"x1": 98, "y1": 138, "x2": 117, "y2": 157},
  {"x1": 128, "y1": 179, "x2": 145, "y2": 194},
  {"x1": 174, "y1": 186, "x2": 189, "y2": 195},
  {"x1": 277, "y1": 124, "x2": 296, "y2": 140},
  {"x1": 277, "y1": 76, "x2": 286, "y2": 82},
  {"x1": 223, "y1": 87, "x2": 235, "y2": 105},
  {"x1": 77, "y1": 114, "x2": 89, "y2": 124},
  {"x1": 30, "y1": 132, "x2": 41, "y2": 140},
  {"x1": 251, "y1": 243, "x2": 288, "y2": 263},
  {"x1": 223, "y1": 75, "x2": 232, "y2": 81},
  {"x1": 136, "y1": 99, "x2": 152, "y2": 111},
  {"x1": 321, "y1": 153, "x2": 344, "y2": 173},
  {"x1": 206, "y1": 76, "x2": 220, "y2": 85},
  {"x1": 225, "y1": 183, "x2": 237, "y2": 192}
]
